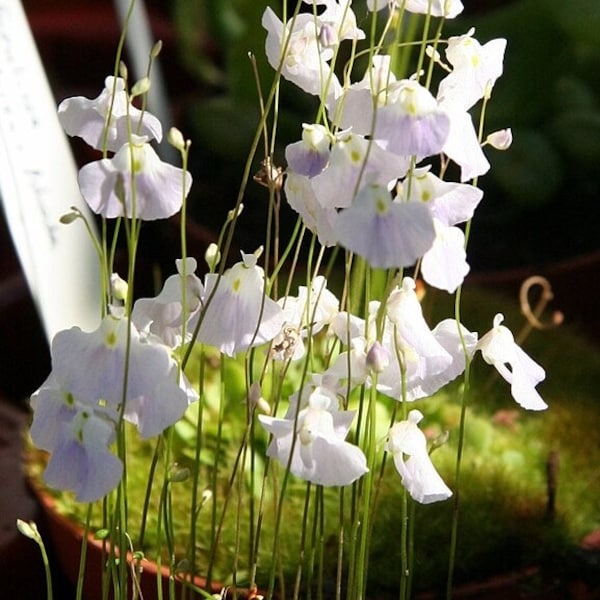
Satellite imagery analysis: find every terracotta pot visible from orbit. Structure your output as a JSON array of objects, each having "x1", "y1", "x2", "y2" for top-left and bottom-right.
[{"x1": 27, "y1": 475, "x2": 257, "y2": 600}]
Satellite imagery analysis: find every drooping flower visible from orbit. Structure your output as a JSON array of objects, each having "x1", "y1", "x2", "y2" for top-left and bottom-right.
[
  {"x1": 194, "y1": 251, "x2": 285, "y2": 357},
  {"x1": 58, "y1": 76, "x2": 162, "y2": 152},
  {"x1": 387, "y1": 409, "x2": 452, "y2": 504},
  {"x1": 78, "y1": 134, "x2": 192, "y2": 220},
  {"x1": 397, "y1": 166, "x2": 483, "y2": 291},
  {"x1": 377, "y1": 278, "x2": 455, "y2": 399},
  {"x1": 334, "y1": 186, "x2": 435, "y2": 269},
  {"x1": 259, "y1": 385, "x2": 368, "y2": 486},
  {"x1": 477, "y1": 314, "x2": 547, "y2": 410}
]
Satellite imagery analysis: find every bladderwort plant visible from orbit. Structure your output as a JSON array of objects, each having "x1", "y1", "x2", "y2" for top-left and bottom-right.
[{"x1": 22, "y1": 1, "x2": 550, "y2": 599}]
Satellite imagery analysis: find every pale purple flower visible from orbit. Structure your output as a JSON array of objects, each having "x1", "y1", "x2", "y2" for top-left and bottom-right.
[
  {"x1": 334, "y1": 76, "x2": 450, "y2": 159},
  {"x1": 376, "y1": 79, "x2": 450, "y2": 158},
  {"x1": 310, "y1": 129, "x2": 409, "y2": 209},
  {"x1": 43, "y1": 408, "x2": 123, "y2": 503},
  {"x1": 49, "y1": 315, "x2": 194, "y2": 438},
  {"x1": 194, "y1": 252, "x2": 285, "y2": 357},
  {"x1": 259, "y1": 385, "x2": 368, "y2": 486},
  {"x1": 387, "y1": 409, "x2": 452, "y2": 504},
  {"x1": 285, "y1": 123, "x2": 331, "y2": 177},
  {"x1": 477, "y1": 314, "x2": 547, "y2": 410},
  {"x1": 334, "y1": 184, "x2": 435, "y2": 269},
  {"x1": 78, "y1": 134, "x2": 192, "y2": 220},
  {"x1": 30, "y1": 374, "x2": 80, "y2": 453},
  {"x1": 58, "y1": 76, "x2": 162, "y2": 152}
]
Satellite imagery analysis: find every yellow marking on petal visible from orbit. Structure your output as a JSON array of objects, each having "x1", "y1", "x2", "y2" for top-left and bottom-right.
[
  {"x1": 105, "y1": 331, "x2": 117, "y2": 347},
  {"x1": 421, "y1": 191, "x2": 431, "y2": 202},
  {"x1": 350, "y1": 150, "x2": 362, "y2": 163},
  {"x1": 232, "y1": 278, "x2": 241, "y2": 293},
  {"x1": 375, "y1": 197, "x2": 388, "y2": 214}
]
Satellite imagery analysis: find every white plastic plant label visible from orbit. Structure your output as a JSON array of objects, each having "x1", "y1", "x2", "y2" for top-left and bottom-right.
[{"x1": 0, "y1": 0, "x2": 101, "y2": 343}]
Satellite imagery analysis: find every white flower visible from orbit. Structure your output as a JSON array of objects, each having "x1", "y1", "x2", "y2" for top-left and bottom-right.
[
  {"x1": 477, "y1": 314, "x2": 547, "y2": 410},
  {"x1": 367, "y1": 0, "x2": 464, "y2": 19},
  {"x1": 439, "y1": 106, "x2": 490, "y2": 182},
  {"x1": 194, "y1": 252, "x2": 285, "y2": 357},
  {"x1": 262, "y1": 7, "x2": 341, "y2": 99},
  {"x1": 259, "y1": 386, "x2": 368, "y2": 486},
  {"x1": 397, "y1": 167, "x2": 483, "y2": 291},
  {"x1": 78, "y1": 135, "x2": 192, "y2": 220},
  {"x1": 284, "y1": 171, "x2": 339, "y2": 246},
  {"x1": 58, "y1": 76, "x2": 162, "y2": 152},
  {"x1": 438, "y1": 29, "x2": 507, "y2": 112},
  {"x1": 421, "y1": 220, "x2": 470, "y2": 293},
  {"x1": 387, "y1": 410, "x2": 452, "y2": 504},
  {"x1": 132, "y1": 258, "x2": 204, "y2": 347}
]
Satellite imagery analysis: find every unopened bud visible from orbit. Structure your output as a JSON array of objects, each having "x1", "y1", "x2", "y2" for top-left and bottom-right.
[
  {"x1": 131, "y1": 76, "x2": 151, "y2": 98},
  {"x1": 486, "y1": 128, "x2": 513, "y2": 150},
  {"x1": 168, "y1": 127, "x2": 186, "y2": 152},
  {"x1": 150, "y1": 40, "x2": 163, "y2": 59},
  {"x1": 204, "y1": 243, "x2": 221, "y2": 270},
  {"x1": 110, "y1": 273, "x2": 129, "y2": 302},
  {"x1": 60, "y1": 208, "x2": 80, "y2": 224},
  {"x1": 119, "y1": 61, "x2": 128, "y2": 81},
  {"x1": 16, "y1": 519, "x2": 40, "y2": 541},
  {"x1": 227, "y1": 203, "x2": 244, "y2": 222}
]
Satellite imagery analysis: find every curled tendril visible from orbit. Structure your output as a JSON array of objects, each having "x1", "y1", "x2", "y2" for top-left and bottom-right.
[{"x1": 519, "y1": 275, "x2": 564, "y2": 333}]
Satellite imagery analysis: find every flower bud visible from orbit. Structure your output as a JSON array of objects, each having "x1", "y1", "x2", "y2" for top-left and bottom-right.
[
  {"x1": 168, "y1": 127, "x2": 186, "y2": 152},
  {"x1": 486, "y1": 128, "x2": 513, "y2": 150},
  {"x1": 205, "y1": 243, "x2": 221, "y2": 270},
  {"x1": 110, "y1": 273, "x2": 128, "y2": 301},
  {"x1": 131, "y1": 76, "x2": 151, "y2": 98}
]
